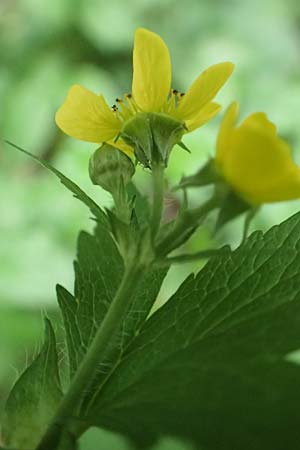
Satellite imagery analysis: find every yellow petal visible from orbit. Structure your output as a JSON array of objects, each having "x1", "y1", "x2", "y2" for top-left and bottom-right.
[
  {"x1": 185, "y1": 102, "x2": 221, "y2": 132},
  {"x1": 55, "y1": 85, "x2": 121, "y2": 143},
  {"x1": 177, "y1": 62, "x2": 235, "y2": 121},
  {"x1": 240, "y1": 112, "x2": 277, "y2": 136},
  {"x1": 223, "y1": 116, "x2": 300, "y2": 203},
  {"x1": 216, "y1": 102, "x2": 239, "y2": 164},
  {"x1": 132, "y1": 28, "x2": 171, "y2": 112},
  {"x1": 255, "y1": 169, "x2": 300, "y2": 203},
  {"x1": 108, "y1": 139, "x2": 135, "y2": 158}
]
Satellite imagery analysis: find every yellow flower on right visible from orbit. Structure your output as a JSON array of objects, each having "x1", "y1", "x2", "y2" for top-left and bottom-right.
[{"x1": 215, "y1": 102, "x2": 300, "y2": 205}]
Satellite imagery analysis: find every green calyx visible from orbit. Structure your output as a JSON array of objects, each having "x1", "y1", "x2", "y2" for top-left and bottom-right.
[
  {"x1": 175, "y1": 157, "x2": 256, "y2": 233},
  {"x1": 120, "y1": 112, "x2": 186, "y2": 168},
  {"x1": 176, "y1": 158, "x2": 221, "y2": 189},
  {"x1": 89, "y1": 143, "x2": 135, "y2": 195},
  {"x1": 215, "y1": 187, "x2": 253, "y2": 231}
]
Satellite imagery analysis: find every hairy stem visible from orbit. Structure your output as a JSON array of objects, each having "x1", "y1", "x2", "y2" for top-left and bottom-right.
[
  {"x1": 36, "y1": 263, "x2": 143, "y2": 450},
  {"x1": 151, "y1": 162, "x2": 165, "y2": 238}
]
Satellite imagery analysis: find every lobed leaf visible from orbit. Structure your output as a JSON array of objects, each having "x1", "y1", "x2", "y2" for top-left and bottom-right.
[
  {"x1": 57, "y1": 199, "x2": 168, "y2": 414},
  {"x1": 88, "y1": 211, "x2": 300, "y2": 450},
  {"x1": 4, "y1": 141, "x2": 107, "y2": 227}
]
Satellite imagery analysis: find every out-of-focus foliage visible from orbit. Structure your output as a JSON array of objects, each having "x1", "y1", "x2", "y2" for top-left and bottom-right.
[
  {"x1": 1, "y1": 0, "x2": 300, "y2": 448},
  {"x1": 2, "y1": 319, "x2": 62, "y2": 450}
]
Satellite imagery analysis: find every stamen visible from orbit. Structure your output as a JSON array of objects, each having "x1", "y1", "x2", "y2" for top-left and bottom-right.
[
  {"x1": 177, "y1": 93, "x2": 185, "y2": 105},
  {"x1": 125, "y1": 93, "x2": 139, "y2": 114},
  {"x1": 114, "y1": 95, "x2": 132, "y2": 121},
  {"x1": 165, "y1": 89, "x2": 177, "y2": 114},
  {"x1": 111, "y1": 105, "x2": 118, "y2": 112}
]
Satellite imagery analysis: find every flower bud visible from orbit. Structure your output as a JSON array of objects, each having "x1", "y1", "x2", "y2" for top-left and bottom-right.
[
  {"x1": 120, "y1": 112, "x2": 185, "y2": 168},
  {"x1": 89, "y1": 143, "x2": 135, "y2": 194}
]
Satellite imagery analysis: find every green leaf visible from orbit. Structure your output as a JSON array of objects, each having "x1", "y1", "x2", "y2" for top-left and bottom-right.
[
  {"x1": 57, "y1": 219, "x2": 168, "y2": 410},
  {"x1": 88, "y1": 211, "x2": 300, "y2": 450},
  {"x1": 57, "y1": 221, "x2": 123, "y2": 379},
  {"x1": 2, "y1": 319, "x2": 62, "y2": 450},
  {"x1": 4, "y1": 141, "x2": 107, "y2": 227}
]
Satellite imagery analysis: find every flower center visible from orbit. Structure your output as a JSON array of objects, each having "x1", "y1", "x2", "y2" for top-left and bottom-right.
[
  {"x1": 164, "y1": 89, "x2": 185, "y2": 116},
  {"x1": 111, "y1": 94, "x2": 141, "y2": 122},
  {"x1": 111, "y1": 90, "x2": 185, "y2": 121}
]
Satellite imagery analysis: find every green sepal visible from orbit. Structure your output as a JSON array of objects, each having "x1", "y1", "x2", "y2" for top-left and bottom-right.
[
  {"x1": 176, "y1": 158, "x2": 220, "y2": 189},
  {"x1": 120, "y1": 112, "x2": 185, "y2": 168},
  {"x1": 242, "y1": 206, "x2": 260, "y2": 242},
  {"x1": 215, "y1": 188, "x2": 253, "y2": 232},
  {"x1": 177, "y1": 140, "x2": 191, "y2": 153},
  {"x1": 2, "y1": 319, "x2": 63, "y2": 450}
]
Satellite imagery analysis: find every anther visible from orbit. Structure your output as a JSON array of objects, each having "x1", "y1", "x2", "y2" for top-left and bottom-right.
[
  {"x1": 111, "y1": 105, "x2": 118, "y2": 111},
  {"x1": 180, "y1": 92, "x2": 185, "y2": 97},
  {"x1": 126, "y1": 93, "x2": 132, "y2": 99},
  {"x1": 172, "y1": 89, "x2": 178, "y2": 95},
  {"x1": 116, "y1": 98, "x2": 123, "y2": 103}
]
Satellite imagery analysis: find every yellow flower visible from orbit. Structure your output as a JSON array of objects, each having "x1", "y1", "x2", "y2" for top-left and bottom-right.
[
  {"x1": 216, "y1": 102, "x2": 300, "y2": 204},
  {"x1": 55, "y1": 28, "x2": 234, "y2": 155}
]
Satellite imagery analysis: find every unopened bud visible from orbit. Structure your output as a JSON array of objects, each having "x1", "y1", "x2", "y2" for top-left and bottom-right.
[{"x1": 89, "y1": 143, "x2": 135, "y2": 194}]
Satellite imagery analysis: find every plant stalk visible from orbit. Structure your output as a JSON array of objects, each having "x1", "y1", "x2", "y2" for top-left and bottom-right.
[{"x1": 151, "y1": 162, "x2": 165, "y2": 238}]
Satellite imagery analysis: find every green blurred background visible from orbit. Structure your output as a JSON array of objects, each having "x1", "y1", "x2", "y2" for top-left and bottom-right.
[{"x1": 1, "y1": 0, "x2": 300, "y2": 448}]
